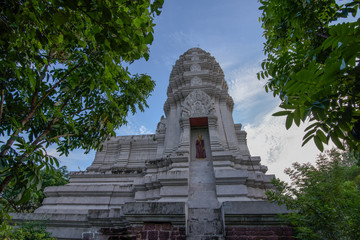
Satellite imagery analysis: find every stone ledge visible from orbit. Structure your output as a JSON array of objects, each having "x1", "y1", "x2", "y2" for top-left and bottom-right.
[{"x1": 223, "y1": 201, "x2": 290, "y2": 215}]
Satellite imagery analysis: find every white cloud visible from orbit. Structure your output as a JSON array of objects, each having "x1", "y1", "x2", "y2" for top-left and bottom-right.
[
  {"x1": 225, "y1": 61, "x2": 327, "y2": 183},
  {"x1": 227, "y1": 61, "x2": 279, "y2": 125},
  {"x1": 115, "y1": 116, "x2": 155, "y2": 136},
  {"x1": 244, "y1": 107, "x2": 333, "y2": 182},
  {"x1": 228, "y1": 63, "x2": 265, "y2": 111},
  {"x1": 139, "y1": 125, "x2": 152, "y2": 134}
]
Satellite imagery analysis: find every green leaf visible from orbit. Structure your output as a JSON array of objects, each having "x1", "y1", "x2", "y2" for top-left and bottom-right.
[
  {"x1": 323, "y1": 60, "x2": 341, "y2": 80},
  {"x1": 303, "y1": 128, "x2": 316, "y2": 140},
  {"x1": 144, "y1": 33, "x2": 153, "y2": 44},
  {"x1": 334, "y1": 126, "x2": 346, "y2": 139},
  {"x1": 16, "y1": 189, "x2": 32, "y2": 205},
  {"x1": 316, "y1": 129, "x2": 328, "y2": 143},
  {"x1": 302, "y1": 135, "x2": 313, "y2": 147},
  {"x1": 330, "y1": 133, "x2": 345, "y2": 150},
  {"x1": 314, "y1": 136, "x2": 324, "y2": 152},
  {"x1": 272, "y1": 111, "x2": 291, "y2": 116},
  {"x1": 286, "y1": 113, "x2": 294, "y2": 130},
  {"x1": 143, "y1": 52, "x2": 149, "y2": 61},
  {"x1": 58, "y1": 34, "x2": 64, "y2": 44},
  {"x1": 133, "y1": 17, "x2": 142, "y2": 28},
  {"x1": 305, "y1": 122, "x2": 319, "y2": 131}
]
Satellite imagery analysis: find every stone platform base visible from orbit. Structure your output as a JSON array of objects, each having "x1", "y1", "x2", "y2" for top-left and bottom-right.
[
  {"x1": 11, "y1": 201, "x2": 294, "y2": 240},
  {"x1": 86, "y1": 225, "x2": 293, "y2": 240},
  {"x1": 186, "y1": 207, "x2": 224, "y2": 239}
]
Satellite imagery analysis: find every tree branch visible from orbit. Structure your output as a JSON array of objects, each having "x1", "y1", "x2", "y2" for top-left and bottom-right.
[
  {"x1": 29, "y1": 49, "x2": 52, "y2": 111},
  {"x1": 1, "y1": 117, "x2": 60, "y2": 194},
  {"x1": 23, "y1": 60, "x2": 83, "y2": 127},
  {"x1": 3, "y1": 196, "x2": 20, "y2": 213},
  {"x1": 31, "y1": 96, "x2": 71, "y2": 147},
  {"x1": 0, "y1": 61, "x2": 83, "y2": 158},
  {"x1": 0, "y1": 175, "x2": 14, "y2": 195},
  {"x1": 296, "y1": 0, "x2": 330, "y2": 39},
  {"x1": 0, "y1": 63, "x2": 80, "y2": 193},
  {"x1": 32, "y1": 118, "x2": 59, "y2": 147}
]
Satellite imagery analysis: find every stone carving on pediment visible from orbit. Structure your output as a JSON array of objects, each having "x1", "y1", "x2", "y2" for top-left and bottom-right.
[
  {"x1": 190, "y1": 63, "x2": 201, "y2": 72},
  {"x1": 191, "y1": 55, "x2": 199, "y2": 61},
  {"x1": 181, "y1": 90, "x2": 215, "y2": 117},
  {"x1": 191, "y1": 76, "x2": 202, "y2": 86}
]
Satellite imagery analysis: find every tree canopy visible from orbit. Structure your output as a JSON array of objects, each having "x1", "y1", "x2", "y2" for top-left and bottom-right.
[
  {"x1": 258, "y1": 0, "x2": 360, "y2": 152},
  {"x1": 267, "y1": 149, "x2": 360, "y2": 239},
  {"x1": 0, "y1": 0, "x2": 163, "y2": 203},
  {"x1": 1, "y1": 166, "x2": 69, "y2": 213}
]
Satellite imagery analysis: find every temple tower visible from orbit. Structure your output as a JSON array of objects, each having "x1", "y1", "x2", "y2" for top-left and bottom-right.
[{"x1": 164, "y1": 48, "x2": 241, "y2": 156}]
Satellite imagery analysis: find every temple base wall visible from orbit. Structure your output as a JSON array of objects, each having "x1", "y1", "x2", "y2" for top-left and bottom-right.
[{"x1": 11, "y1": 201, "x2": 294, "y2": 240}]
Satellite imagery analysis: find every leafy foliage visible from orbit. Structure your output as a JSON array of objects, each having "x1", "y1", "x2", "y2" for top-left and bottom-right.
[
  {"x1": 267, "y1": 149, "x2": 360, "y2": 240},
  {"x1": 0, "y1": 208, "x2": 13, "y2": 238},
  {"x1": 258, "y1": 0, "x2": 360, "y2": 151},
  {"x1": 1, "y1": 221, "x2": 56, "y2": 240},
  {"x1": 1, "y1": 166, "x2": 69, "y2": 213},
  {"x1": 0, "y1": 166, "x2": 68, "y2": 239},
  {"x1": 0, "y1": 0, "x2": 163, "y2": 203}
]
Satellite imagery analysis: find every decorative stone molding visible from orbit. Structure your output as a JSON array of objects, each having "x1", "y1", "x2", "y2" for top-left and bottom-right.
[
  {"x1": 227, "y1": 95, "x2": 234, "y2": 112},
  {"x1": 181, "y1": 90, "x2": 215, "y2": 117},
  {"x1": 145, "y1": 157, "x2": 172, "y2": 168},
  {"x1": 111, "y1": 167, "x2": 145, "y2": 174},
  {"x1": 191, "y1": 55, "x2": 199, "y2": 61},
  {"x1": 190, "y1": 76, "x2": 202, "y2": 86},
  {"x1": 190, "y1": 63, "x2": 201, "y2": 72},
  {"x1": 69, "y1": 171, "x2": 88, "y2": 176},
  {"x1": 156, "y1": 116, "x2": 166, "y2": 134}
]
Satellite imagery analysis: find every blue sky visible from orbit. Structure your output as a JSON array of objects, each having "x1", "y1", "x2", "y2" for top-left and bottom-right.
[{"x1": 59, "y1": 0, "x2": 327, "y2": 181}]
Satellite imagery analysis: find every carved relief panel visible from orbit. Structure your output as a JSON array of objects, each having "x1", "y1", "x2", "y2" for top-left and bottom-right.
[
  {"x1": 181, "y1": 90, "x2": 215, "y2": 117},
  {"x1": 190, "y1": 63, "x2": 201, "y2": 72},
  {"x1": 191, "y1": 76, "x2": 202, "y2": 86}
]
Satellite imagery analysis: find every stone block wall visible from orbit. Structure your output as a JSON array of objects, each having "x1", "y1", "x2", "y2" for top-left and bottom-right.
[
  {"x1": 96, "y1": 223, "x2": 186, "y2": 240},
  {"x1": 90, "y1": 224, "x2": 293, "y2": 240},
  {"x1": 225, "y1": 226, "x2": 294, "y2": 240},
  {"x1": 12, "y1": 202, "x2": 294, "y2": 239}
]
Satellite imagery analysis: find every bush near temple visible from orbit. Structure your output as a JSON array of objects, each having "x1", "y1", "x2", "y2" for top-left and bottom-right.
[{"x1": 267, "y1": 149, "x2": 360, "y2": 240}]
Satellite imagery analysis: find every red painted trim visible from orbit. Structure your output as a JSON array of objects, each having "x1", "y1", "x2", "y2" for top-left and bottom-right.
[{"x1": 190, "y1": 117, "x2": 208, "y2": 127}]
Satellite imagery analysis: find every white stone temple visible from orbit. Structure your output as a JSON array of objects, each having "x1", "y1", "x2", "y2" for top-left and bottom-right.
[
  {"x1": 36, "y1": 47, "x2": 272, "y2": 214},
  {"x1": 14, "y1": 48, "x2": 291, "y2": 240}
]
